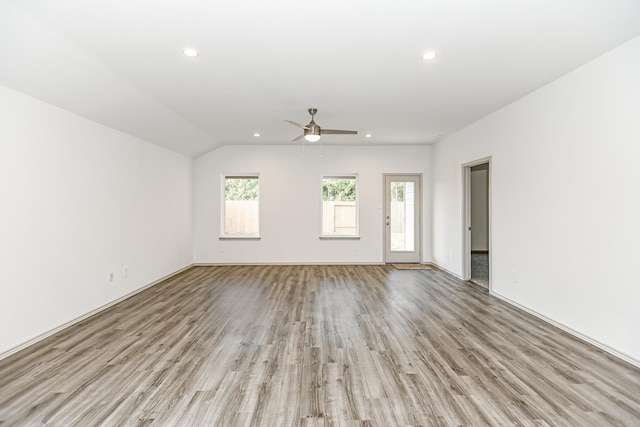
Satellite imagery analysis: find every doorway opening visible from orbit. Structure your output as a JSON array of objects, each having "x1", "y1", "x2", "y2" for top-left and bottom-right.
[{"x1": 463, "y1": 159, "x2": 491, "y2": 289}]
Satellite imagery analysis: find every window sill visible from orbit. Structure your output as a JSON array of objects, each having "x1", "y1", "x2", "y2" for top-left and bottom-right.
[
  {"x1": 219, "y1": 236, "x2": 261, "y2": 240},
  {"x1": 319, "y1": 235, "x2": 361, "y2": 240}
]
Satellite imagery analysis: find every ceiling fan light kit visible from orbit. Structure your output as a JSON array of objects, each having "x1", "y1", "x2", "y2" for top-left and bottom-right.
[
  {"x1": 285, "y1": 108, "x2": 357, "y2": 143},
  {"x1": 305, "y1": 133, "x2": 321, "y2": 143}
]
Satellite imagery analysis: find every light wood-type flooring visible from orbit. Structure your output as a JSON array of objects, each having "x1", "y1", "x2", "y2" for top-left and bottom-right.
[{"x1": 1, "y1": 265, "x2": 639, "y2": 426}]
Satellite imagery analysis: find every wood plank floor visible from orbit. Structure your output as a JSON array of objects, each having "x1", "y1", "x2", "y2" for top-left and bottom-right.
[{"x1": 1, "y1": 265, "x2": 639, "y2": 426}]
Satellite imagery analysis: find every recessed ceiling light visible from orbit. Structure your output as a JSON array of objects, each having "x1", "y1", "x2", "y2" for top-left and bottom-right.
[
  {"x1": 365, "y1": 134, "x2": 372, "y2": 138},
  {"x1": 183, "y1": 48, "x2": 199, "y2": 57},
  {"x1": 253, "y1": 133, "x2": 260, "y2": 137},
  {"x1": 422, "y1": 51, "x2": 437, "y2": 60}
]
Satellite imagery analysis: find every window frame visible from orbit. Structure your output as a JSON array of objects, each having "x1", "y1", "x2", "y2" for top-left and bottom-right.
[
  {"x1": 219, "y1": 173, "x2": 261, "y2": 240},
  {"x1": 320, "y1": 174, "x2": 360, "y2": 240}
]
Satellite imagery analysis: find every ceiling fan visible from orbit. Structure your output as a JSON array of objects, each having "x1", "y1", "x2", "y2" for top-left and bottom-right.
[{"x1": 285, "y1": 108, "x2": 357, "y2": 142}]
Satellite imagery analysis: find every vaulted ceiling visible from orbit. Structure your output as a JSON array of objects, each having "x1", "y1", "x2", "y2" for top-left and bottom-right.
[{"x1": 2, "y1": 0, "x2": 640, "y2": 157}]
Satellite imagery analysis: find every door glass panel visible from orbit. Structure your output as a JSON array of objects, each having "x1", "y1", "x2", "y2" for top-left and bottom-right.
[{"x1": 390, "y1": 181, "x2": 415, "y2": 251}]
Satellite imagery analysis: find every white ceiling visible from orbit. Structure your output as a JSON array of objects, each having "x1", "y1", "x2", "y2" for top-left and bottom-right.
[{"x1": 2, "y1": 0, "x2": 640, "y2": 157}]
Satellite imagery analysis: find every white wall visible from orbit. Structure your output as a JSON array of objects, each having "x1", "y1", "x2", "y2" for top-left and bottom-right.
[
  {"x1": 431, "y1": 36, "x2": 640, "y2": 363},
  {"x1": 194, "y1": 144, "x2": 431, "y2": 264},
  {"x1": 0, "y1": 85, "x2": 194, "y2": 356}
]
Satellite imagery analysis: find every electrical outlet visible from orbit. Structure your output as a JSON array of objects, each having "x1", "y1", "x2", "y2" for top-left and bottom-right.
[
  {"x1": 511, "y1": 271, "x2": 518, "y2": 284},
  {"x1": 450, "y1": 251, "x2": 455, "y2": 261},
  {"x1": 123, "y1": 267, "x2": 129, "y2": 279},
  {"x1": 109, "y1": 272, "x2": 114, "y2": 283}
]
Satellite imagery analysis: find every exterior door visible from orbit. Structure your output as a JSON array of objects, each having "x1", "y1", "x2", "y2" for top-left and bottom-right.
[{"x1": 384, "y1": 174, "x2": 421, "y2": 263}]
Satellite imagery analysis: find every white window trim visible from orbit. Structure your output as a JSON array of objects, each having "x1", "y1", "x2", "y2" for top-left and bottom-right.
[
  {"x1": 218, "y1": 236, "x2": 261, "y2": 240},
  {"x1": 320, "y1": 174, "x2": 360, "y2": 239},
  {"x1": 220, "y1": 173, "x2": 261, "y2": 239}
]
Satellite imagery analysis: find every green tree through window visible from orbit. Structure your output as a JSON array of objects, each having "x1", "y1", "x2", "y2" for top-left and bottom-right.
[
  {"x1": 225, "y1": 177, "x2": 259, "y2": 201},
  {"x1": 323, "y1": 178, "x2": 356, "y2": 201}
]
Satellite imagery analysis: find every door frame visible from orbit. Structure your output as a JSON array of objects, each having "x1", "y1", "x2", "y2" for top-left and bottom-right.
[
  {"x1": 383, "y1": 173, "x2": 422, "y2": 263},
  {"x1": 462, "y1": 157, "x2": 491, "y2": 289}
]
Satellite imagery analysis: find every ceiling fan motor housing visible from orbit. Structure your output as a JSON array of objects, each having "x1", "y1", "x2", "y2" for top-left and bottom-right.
[
  {"x1": 305, "y1": 123, "x2": 321, "y2": 137},
  {"x1": 285, "y1": 108, "x2": 357, "y2": 142}
]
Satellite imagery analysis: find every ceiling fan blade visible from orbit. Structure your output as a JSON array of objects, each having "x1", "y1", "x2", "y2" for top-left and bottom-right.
[
  {"x1": 285, "y1": 120, "x2": 309, "y2": 130},
  {"x1": 321, "y1": 129, "x2": 358, "y2": 135},
  {"x1": 292, "y1": 134, "x2": 304, "y2": 142}
]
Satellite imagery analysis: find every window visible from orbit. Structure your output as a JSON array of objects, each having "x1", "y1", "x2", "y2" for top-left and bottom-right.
[
  {"x1": 322, "y1": 175, "x2": 358, "y2": 237},
  {"x1": 222, "y1": 175, "x2": 259, "y2": 238}
]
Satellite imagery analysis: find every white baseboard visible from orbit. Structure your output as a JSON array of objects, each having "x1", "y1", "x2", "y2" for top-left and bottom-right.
[
  {"x1": 0, "y1": 264, "x2": 194, "y2": 362},
  {"x1": 6, "y1": 262, "x2": 637, "y2": 370},
  {"x1": 426, "y1": 262, "x2": 463, "y2": 279},
  {"x1": 193, "y1": 262, "x2": 385, "y2": 266},
  {"x1": 429, "y1": 262, "x2": 640, "y2": 369},
  {"x1": 492, "y1": 293, "x2": 640, "y2": 369}
]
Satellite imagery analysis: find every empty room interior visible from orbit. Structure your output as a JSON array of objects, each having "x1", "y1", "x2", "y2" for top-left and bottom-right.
[{"x1": 1, "y1": 0, "x2": 640, "y2": 425}]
